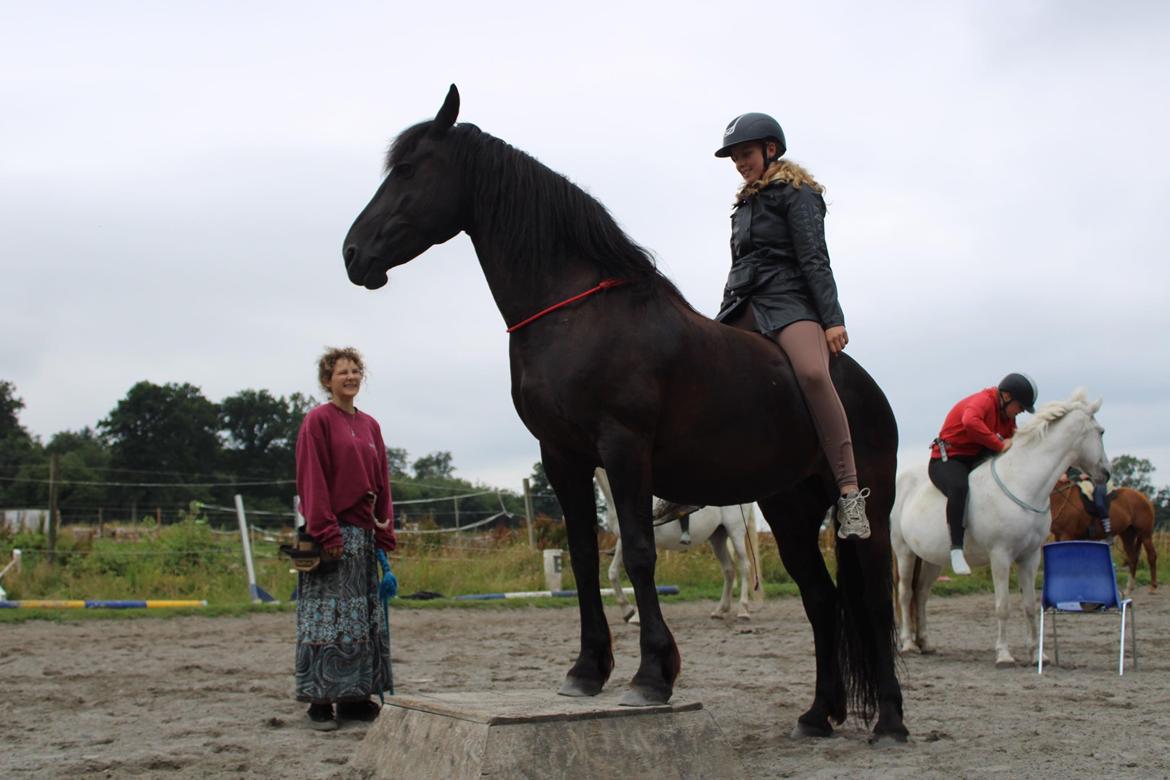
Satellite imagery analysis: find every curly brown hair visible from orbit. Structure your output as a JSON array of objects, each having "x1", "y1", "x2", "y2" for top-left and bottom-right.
[{"x1": 317, "y1": 346, "x2": 365, "y2": 395}]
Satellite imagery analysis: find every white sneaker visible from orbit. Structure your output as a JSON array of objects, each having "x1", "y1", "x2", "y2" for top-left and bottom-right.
[
  {"x1": 950, "y1": 548, "x2": 971, "y2": 576},
  {"x1": 836, "y1": 488, "x2": 872, "y2": 540}
]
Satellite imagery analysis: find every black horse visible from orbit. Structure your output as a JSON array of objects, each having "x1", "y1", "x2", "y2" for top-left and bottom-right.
[{"x1": 344, "y1": 86, "x2": 907, "y2": 743}]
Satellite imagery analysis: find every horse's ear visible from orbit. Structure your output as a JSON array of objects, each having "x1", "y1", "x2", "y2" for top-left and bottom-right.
[
  {"x1": 431, "y1": 84, "x2": 460, "y2": 135},
  {"x1": 1089, "y1": 397, "x2": 1103, "y2": 414}
]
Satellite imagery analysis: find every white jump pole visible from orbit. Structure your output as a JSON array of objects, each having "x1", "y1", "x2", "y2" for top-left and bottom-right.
[{"x1": 234, "y1": 494, "x2": 275, "y2": 603}]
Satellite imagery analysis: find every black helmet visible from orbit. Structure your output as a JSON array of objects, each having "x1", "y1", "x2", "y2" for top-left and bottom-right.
[
  {"x1": 998, "y1": 373, "x2": 1038, "y2": 413},
  {"x1": 714, "y1": 112, "x2": 787, "y2": 158}
]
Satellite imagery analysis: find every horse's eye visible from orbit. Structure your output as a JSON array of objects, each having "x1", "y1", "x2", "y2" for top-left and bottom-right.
[{"x1": 395, "y1": 163, "x2": 415, "y2": 180}]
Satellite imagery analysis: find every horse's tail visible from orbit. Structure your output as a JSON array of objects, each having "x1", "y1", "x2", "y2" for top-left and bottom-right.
[
  {"x1": 834, "y1": 531, "x2": 898, "y2": 725},
  {"x1": 743, "y1": 504, "x2": 762, "y2": 596}
]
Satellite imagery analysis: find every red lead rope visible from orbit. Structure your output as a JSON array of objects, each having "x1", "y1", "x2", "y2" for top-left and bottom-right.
[{"x1": 505, "y1": 278, "x2": 630, "y2": 333}]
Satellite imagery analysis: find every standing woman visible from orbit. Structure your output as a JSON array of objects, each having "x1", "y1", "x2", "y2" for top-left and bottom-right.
[
  {"x1": 295, "y1": 346, "x2": 397, "y2": 730},
  {"x1": 714, "y1": 113, "x2": 870, "y2": 539}
]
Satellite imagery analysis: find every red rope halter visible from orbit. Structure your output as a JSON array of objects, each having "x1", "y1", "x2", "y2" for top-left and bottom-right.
[{"x1": 505, "y1": 278, "x2": 629, "y2": 333}]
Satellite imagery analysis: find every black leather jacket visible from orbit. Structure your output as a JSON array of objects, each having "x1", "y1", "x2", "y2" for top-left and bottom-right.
[{"x1": 715, "y1": 181, "x2": 844, "y2": 334}]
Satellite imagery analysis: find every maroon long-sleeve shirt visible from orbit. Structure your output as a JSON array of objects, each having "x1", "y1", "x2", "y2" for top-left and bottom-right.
[
  {"x1": 294, "y1": 403, "x2": 396, "y2": 551},
  {"x1": 930, "y1": 387, "x2": 1016, "y2": 460}
]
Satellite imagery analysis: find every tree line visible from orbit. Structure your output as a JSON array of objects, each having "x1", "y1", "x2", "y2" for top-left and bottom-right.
[
  {"x1": 0, "y1": 379, "x2": 569, "y2": 528},
  {"x1": 3, "y1": 378, "x2": 1165, "y2": 528}
]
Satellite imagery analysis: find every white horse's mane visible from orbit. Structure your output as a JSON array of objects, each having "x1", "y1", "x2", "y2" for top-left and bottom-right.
[{"x1": 1014, "y1": 387, "x2": 1098, "y2": 444}]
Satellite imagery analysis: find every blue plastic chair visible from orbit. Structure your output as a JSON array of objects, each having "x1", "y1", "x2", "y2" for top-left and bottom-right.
[{"x1": 1037, "y1": 541, "x2": 1137, "y2": 675}]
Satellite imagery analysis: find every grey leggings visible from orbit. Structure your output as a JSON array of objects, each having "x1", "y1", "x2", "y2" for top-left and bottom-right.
[
  {"x1": 776, "y1": 320, "x2": 858, "y2": 491},
  {"x1": 728, "y1": 309, "x2": 858, "y2": 491}
]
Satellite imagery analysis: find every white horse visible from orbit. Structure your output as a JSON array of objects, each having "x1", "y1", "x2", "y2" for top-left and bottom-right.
[
  {"x1": 891, "y1": 390, "x2": 1110, "y2": 667},
  {"x1": 595, "y1": 468, "x2": 759, "y2": 623}
]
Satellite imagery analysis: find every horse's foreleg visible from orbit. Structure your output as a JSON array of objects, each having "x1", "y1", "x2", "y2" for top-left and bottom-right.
[
  {"x1": 602, "y1": 442, "x2": 679, "y2": 706},
  {"x1": 990, "y1": 551, "x2": 1016, "y2": 668},
  {"x1": 608, "y1": 541, "x2": 636, "y2": 622},
  {"x1": 707, "y1": 526, "x2": 735, "y2": 618},
  {"x1": 1017, "y1": 547, "x2": 1044, "y2": 664},
  {"x1": 543, "y1": 446, "x2": 613, "y2": 698}
]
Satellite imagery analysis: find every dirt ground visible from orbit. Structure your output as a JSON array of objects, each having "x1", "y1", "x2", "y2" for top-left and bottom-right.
[{"x1": 1, "y1": 589, "x2": 1166, "y2": 779}]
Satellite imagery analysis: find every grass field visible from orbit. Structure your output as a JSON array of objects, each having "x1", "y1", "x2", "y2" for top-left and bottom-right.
[{"x1": 1, "y1": 516, "x2": 1163, "y2": 623}]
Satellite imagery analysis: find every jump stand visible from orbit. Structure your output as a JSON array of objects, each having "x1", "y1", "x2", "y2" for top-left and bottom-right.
[{"x1": 352, "y1": 689, "x2": 744, "y2": 780}]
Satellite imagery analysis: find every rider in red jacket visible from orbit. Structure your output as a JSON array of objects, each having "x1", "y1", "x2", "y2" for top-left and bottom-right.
[{"x1": 929, "y1": 373, "x2": 1037, "y2": 575}]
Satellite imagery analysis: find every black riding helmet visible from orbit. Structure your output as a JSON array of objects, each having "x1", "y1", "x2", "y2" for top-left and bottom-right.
[
  {"x1": 714, "y1": 112, "x2": 787, "y2": 160},
  {"x1": 998, "y1": 373, "x2": 1038, "y2": 414}
]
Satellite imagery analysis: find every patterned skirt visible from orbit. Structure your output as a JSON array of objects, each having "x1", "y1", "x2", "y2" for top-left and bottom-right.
[{"x1": 295, "y1": 524, "x2": 393, "y2": 702}]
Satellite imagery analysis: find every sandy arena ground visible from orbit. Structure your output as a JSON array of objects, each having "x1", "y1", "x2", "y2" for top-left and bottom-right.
[{"x1": 1, "y1": 589, "x2": 1166, "y2": 779}]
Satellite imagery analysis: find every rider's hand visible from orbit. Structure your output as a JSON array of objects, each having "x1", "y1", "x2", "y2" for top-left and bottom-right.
[
  {"x1": 825, "y1": 325, "x2": 848, "y2": 355},
  {"x1": 323, "y1": 545, "x2": 344, "y2": 560},
  {"x1": 1000, "y1": 438, "x2": 1013, "y2": 453}
]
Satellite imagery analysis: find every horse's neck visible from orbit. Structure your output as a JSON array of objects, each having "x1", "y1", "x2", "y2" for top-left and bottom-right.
[
  {"x1": 992, "y1": 419, "x2": 1082, "y2": 505},
  {"x1": 469, "y1": 234, "x2": 598, "y2": 328}
]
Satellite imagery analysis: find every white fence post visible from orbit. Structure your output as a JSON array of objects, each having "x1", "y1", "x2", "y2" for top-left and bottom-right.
[{"x1": 235, "y1": 494, "x2": 275, "y2": 603}]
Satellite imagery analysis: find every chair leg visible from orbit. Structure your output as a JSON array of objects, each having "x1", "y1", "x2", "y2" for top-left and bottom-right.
[
  {"x1": 1119, "y1": 603, "x2": 1137, "y2": 675},
  {"x1": 1131, "y1": 606, "x2": 1137, "y2": 671}
]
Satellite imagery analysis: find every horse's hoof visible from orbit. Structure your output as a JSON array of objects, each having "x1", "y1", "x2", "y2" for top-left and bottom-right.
[
  {"x1": 898, "y1": 642, "x2": 920, "y2": 656},
  {"x1": 621, "y1": 608, "x2": 636, "y2": 622},
  {"x1": 708, "y1": 611, "x2": 726, "y2": 620},
  {"x1": 869, "y1": 730, "x2": 910, "y2": 747},
  {"x1": 619, "y1": 686, "x2": 671, "y2": 707},
  {"x1": 558, "y1": 676, "x2": 603, "y2": 697},
  {"x1": 736, "y1": 612, "x2": 751, "y2": 621},
  {"x1": 629, "y1": 614, "x2": 641, "y2": 626},
  {"x1": 995, "y1": 657, "x2": 1017, "y2": 669},
  {"x1": 791, "y1": 720, "x2": 833, "y2": 739}
]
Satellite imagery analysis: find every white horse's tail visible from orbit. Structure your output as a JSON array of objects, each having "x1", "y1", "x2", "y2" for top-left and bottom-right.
[{"x1": 743, "y1": 504, "x2": 762, "y2": 594}]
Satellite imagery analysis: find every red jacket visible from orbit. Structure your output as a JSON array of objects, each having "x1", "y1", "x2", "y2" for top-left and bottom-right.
[
  {"x1": 295, "y1": 403, "x2": 397, "y2": 551},
  {"x1": 930, "y1": 387, "x2": 1016, "y2": 460}
]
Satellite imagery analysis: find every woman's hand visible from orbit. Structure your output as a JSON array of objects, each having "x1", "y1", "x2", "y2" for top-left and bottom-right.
[
  {"x1": 323, "y1": 545, "x2": 344, "y2": 560},
  {"x1": 825, "y1": 325, "x2": 848, "y2": 355},
  {"x1": 1000, "y1": 438, "x2": 1013, "y2": 453}
]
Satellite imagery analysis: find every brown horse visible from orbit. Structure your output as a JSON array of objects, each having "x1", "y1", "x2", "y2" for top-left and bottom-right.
[
  {"x1": 343, "y1": 85, "x2": 907, "y2": 743},
  {"x1": 1050, "y1": 483, "x2": 1159, "y2": 594}
]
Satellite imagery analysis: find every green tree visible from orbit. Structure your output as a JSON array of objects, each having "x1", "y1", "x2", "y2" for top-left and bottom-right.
[
  {"x1": 1109, "y1": 454, "x2": 1156, "y2": 494},
  {"x1": 386, "y1": 447, "x2": 409, "y2": 477},
  {"x1": 0, "y1": 381, "x2": 45, "y2": 508},
  {"x1": 99, "y1": 381, "x2": 221, "y2": 518},
  {"x1": 45, "y1": 427, "x2": 111, "y2": 521},
  {"x1": 528, "y1": 461, "x2": 562, "y2": 518},
  {"x1": 413, "y1": 451, "x2": 454, "y2": 481},
  {"x1": 219, "y1": 389, "x2": 312, "y2": 508}
]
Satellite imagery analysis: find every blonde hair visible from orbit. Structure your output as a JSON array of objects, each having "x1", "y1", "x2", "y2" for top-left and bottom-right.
[
  {"x1": 317, "y1": 346, "x2": 365, "y2": 394},
  {"x1": 737, "y1": 159, "x2": 825, "y2": 202}
]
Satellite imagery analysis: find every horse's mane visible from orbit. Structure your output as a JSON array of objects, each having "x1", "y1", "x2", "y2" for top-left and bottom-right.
[
  {"x1": 387, "y1": 121, "x2": 694, "y2": 308},
  {"x1": 1015, "y1": 388, "x2": 1092, "y2": 444}
]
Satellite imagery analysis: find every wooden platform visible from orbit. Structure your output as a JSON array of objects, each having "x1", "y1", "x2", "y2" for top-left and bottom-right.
[{"x1": 352, "y1": 689, "x2": 746, "y2": 780}]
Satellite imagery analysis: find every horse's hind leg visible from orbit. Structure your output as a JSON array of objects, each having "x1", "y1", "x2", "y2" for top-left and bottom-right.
[
  {"x1": 725, "y1": 518, "x2": 754, "y2": 620},
  {"x1": 707, "y1": 525, "x2": 735, "y2": 618},
  {"x1": 601, "y1": 438, "x2": 680, "y2": 706},
  {"x1": 1142, "y1": 532, "x2": 1158, "y2": 592},
  {"x1": 759, "y1": 488, "x2": 844, "y2": 738},
  {"x1": 542, "y1": 445, "x2": 614, "y2": 697}
]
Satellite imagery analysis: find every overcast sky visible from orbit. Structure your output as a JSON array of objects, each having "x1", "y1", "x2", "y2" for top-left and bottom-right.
[{"x1": 3, "y1": 1, "x2": 1168, "y2": 492}]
